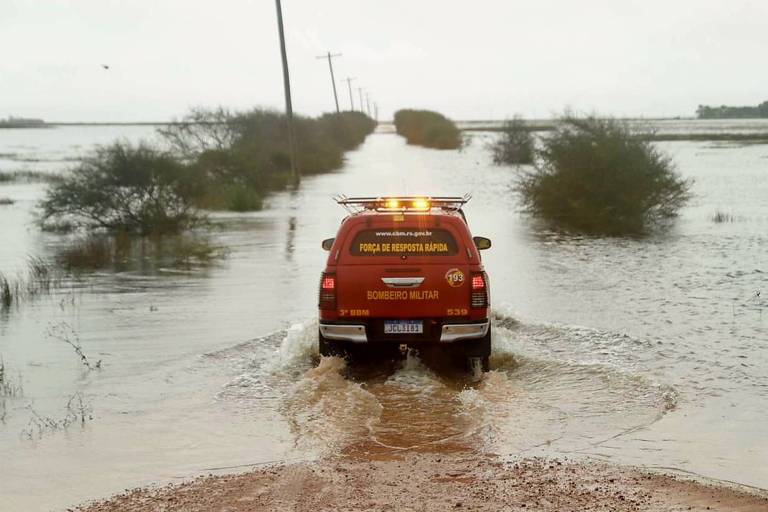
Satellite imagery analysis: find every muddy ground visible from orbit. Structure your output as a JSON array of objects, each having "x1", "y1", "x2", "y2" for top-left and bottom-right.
[{"x1": 75, "y1": 454, "x2": 768, "y2": 512}]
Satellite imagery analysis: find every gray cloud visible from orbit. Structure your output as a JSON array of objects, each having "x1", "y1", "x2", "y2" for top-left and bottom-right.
[{"x1": 1, "y1": 0, "x2": 765, "y2": 121}]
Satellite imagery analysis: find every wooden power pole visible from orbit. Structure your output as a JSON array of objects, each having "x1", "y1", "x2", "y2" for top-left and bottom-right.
[
  {"x1": 357, "y1": 87, "x2": 365, "y2": 117},
  {"x1": 344, "y1": 77, "x2": 356, "y2": 111},
  {"x1": 274, "y1": 0, "x2": 298, "y2": 185},
  {"x1": 317, "y1": 51, "x2": 342, "y2": 113}
]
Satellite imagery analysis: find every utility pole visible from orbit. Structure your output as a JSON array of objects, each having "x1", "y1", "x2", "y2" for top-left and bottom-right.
[
  {"x1": 343, "y1": 77, "x2": 356, "y2": 111},
  {"x1": 374, "y1": 103, "x2": 379, "y2": 122},
  {"x1": 357, "y1": 87, "x2": 365, "y2": 117},
  {"x1": 274, "y1": 0, "x2": 298, "y2": 185},
  {"x1": 316, "y1": 51, "x2": 342, "y2": 113},
  {"x1": 366, "y1": 93, "x2": 372, "y2": 118}
]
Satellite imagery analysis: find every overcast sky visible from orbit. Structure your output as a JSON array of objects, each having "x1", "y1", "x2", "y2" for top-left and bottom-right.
[{"x1": 2, "y1": 0, "x2": 766, "y2": 122}]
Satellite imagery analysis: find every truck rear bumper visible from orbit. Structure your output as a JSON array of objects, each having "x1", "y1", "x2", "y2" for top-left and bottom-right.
[
  {"x1": 319, "y1": 323, "x2": 368, "y2": 343},
  {"x1": 439, "y1": 321, "x2": 490, "y2": 342},
  {"x1": 320, "y1": 320, "x2": 489, "y2": 344}
]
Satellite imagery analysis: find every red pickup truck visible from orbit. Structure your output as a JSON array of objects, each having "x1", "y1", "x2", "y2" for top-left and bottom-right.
[{"x1": 318, "y1": 195, "x2": 492, "y2": 373}]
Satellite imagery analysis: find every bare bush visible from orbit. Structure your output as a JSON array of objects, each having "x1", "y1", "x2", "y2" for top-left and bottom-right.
[
  {"x1": 158, "y1": 107, "x2": 241, "y2": 159},
  {"x1": 47, "y1": 322, "x2": 102, "y2": 370},
  {"x1": 21, "y1": 392, "x2": 93, "y2": 439}
]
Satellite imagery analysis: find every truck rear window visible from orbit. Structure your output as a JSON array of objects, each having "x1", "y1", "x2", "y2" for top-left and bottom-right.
[{"x1": 349, "y1": 229, "x2": 459, "y2": 256}]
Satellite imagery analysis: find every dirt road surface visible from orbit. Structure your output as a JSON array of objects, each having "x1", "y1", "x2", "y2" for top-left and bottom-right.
[{"x1": 75, "y1": 454, "x2": 768, "y2": 512}]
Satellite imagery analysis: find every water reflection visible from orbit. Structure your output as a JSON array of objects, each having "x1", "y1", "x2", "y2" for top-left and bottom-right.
[{"x1": 285, "y1": 216, "x2": 297, "y2": 261}]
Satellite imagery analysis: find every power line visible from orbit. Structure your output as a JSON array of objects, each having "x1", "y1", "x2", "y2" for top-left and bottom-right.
[{"x1": 316, "y1": 51, "x2": 342, "y2": 113}]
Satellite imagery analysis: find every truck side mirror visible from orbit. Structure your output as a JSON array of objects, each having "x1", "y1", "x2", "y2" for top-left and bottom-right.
[
  {"x1": 473, "y1": 236, "x2": 492, "y2": 250},
  {"x1": 321, "y1": 238, "x2": 335, "y2": 251}
]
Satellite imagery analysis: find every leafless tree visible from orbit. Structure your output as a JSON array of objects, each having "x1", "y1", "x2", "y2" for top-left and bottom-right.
[{"x1": 158, "y1": 107, "x2": 242, "y2": 159}]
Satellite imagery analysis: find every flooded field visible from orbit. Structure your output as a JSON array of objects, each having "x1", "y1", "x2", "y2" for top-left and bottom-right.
[{"x1": 1, "y1": 122, "x2": 767, "y2": 510}]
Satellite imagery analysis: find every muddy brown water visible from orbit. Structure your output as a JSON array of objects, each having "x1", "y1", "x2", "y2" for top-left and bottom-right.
[{"x1": 0, "y1": 122, "x2": 767, "y2": 510}]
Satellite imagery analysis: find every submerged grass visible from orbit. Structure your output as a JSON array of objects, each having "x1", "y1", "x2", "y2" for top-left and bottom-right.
[
  {"x1": 0, "y1": 170, "x2": 59, "y2": 183},
  {"x1": 1, "y1": 233, "x2": 226, "y2": 317},
  {"x1": 0, "y1": 257, "x2": 62, "y2": 313},
  {"x1": 0, "y1": 357, "x2": 24, "y2": 423},
  {"x1": 0, "y1": 273, "x2": 11, "y2": 310},
  {"x1": 56, "y1": 233, "x2": 228, "y2": 272},
  {"x1": 711, "y1": 210, "x2": 737, "y2": 223},
  {"x1": 56, "y1": 237, "x2": 115, "y2": 270},
  {"x1": 0, "y1": 358, "x2": 23, "y2": 398}
]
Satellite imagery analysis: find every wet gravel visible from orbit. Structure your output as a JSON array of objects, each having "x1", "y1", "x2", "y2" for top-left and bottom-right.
[{"x1": 75, "y1": 454, "x2": 768, "y2": 512}]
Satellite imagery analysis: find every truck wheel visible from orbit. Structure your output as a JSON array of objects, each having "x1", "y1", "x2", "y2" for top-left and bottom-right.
[
  {"x1": 464, "y1": 326, "x2": 491, "y2": 372},
  {"x1": 318, "y1": 331, "x2": 345, "y2": 357}
]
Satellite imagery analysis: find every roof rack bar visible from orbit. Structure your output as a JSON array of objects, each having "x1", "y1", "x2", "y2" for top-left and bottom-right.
[{"x1": 333, "y1": 194, "x2": 472, "y2": 214}]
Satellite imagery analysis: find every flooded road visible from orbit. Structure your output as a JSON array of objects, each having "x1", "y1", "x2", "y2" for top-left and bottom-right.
[{"x1": 1, "y1": 123, "x2": 767, "y2": 510}]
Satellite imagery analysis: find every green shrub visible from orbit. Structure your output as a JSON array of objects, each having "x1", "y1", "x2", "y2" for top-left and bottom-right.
[
  {"x1": 38, "y1": 108, "x2": 376, "y2": 226},
  {"x1": 517, "y1": 114, "x2": 692, "y2": 235},
  {"x1": 318, "y1": 111, "x2": 377, "y2": 150},
  {"x1": 490, "y1": 116, "x2": 534, "y2": 165},
  {"x1": 218, "y1": 183, "x2": 263, "y2": 212},
  {"x1": 393, "y1": 109, "x2": 461, "y2": 149},
  {"x1": 160, "y1": 108, "x2": 376, "y2": 210},
  {"x1": 39, "y1": 142, "x2": 205, "y2": 234}
]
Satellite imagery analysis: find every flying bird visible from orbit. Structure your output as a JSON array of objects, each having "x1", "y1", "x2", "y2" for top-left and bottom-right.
[{"x1": 101, "y1": 64, "x2": 110, "y2": 70}]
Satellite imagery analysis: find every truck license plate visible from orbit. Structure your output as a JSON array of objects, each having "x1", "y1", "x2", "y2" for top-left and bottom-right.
[{"x1": 384, "y1": 320, "x2": 423, "y2": 334}]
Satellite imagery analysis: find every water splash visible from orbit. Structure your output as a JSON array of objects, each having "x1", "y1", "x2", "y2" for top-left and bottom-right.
[{"x1": 281, "y1": 356, "x2": 383, "y2": 453}]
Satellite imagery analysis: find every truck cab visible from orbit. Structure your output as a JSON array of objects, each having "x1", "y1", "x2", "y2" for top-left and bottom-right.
[{"x1": 318, "y1": 195, "x2": 492, "y2": 372}]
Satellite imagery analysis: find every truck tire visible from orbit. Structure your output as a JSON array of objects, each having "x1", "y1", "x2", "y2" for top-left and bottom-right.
[
  {"x1": 319, "y1": 330, "x2": 345, "y2": 357},
  {"x1": 464, "y1": 325, "x2": 491, "y2": 372}
]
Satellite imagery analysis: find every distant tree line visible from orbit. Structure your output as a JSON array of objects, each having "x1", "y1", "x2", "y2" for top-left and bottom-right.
[{"x1": 696, "y1": 101, "x2": 768, "y2": 119}]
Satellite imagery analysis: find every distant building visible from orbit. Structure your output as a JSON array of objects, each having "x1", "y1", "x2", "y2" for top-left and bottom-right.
[{"x1": 0, "y1": 116, "x2": 47, "y2": 128}]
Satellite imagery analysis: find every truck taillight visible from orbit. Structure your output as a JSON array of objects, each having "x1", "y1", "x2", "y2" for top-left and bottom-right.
[
  {"x1": 471, "y1": 272, "x2": 488, "y2": 308},
  {"x1": 318, "y1": 272, "x2": 336, "y2": 310}
]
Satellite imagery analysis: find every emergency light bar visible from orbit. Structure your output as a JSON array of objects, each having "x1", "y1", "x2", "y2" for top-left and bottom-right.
[{"x1": 334, "y1": 194, "x2": 471, "y2": 214}]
